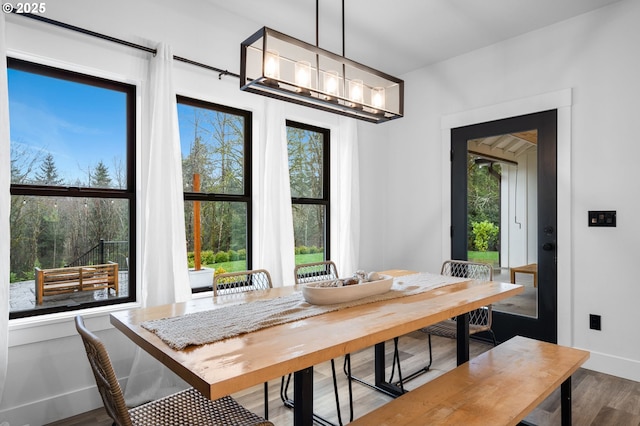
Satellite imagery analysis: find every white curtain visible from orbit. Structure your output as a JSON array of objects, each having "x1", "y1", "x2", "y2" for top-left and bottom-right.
[
  {"x1": 336, "y1": 117, "x2": 360, "y2": 276},
  {"x1": 124, "y1": 42, "x2": 191, "y2": 406},
  {"x1": 256, "y1": 99, "x2": 295, "y2": 287},
  {"x1": 0, "y1": 12, "x2": 11, "y2": 404}
]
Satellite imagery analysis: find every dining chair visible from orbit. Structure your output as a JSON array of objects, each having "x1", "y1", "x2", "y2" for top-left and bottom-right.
[
  {"x1": 392, "y1": 259, "x2": 495, "y2": 387},
  {"x1": 213, "y1": 269, "x2": 273, "y2": 296},
  {"x1": 213, "y1": 269, "x2": 273, "y2": 418},
  {"x1": 293, "y1": 260, "x2": 339, "y2": 284},
  {"x1": 285, "y1": 260, "x2": 353, "y2": 425},
  {"x1": 74, "y1": 315, "x2": 273, "y2": 426}
]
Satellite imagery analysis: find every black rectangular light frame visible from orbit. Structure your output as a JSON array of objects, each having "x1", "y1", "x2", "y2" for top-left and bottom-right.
[{"x1": 240, "y1": 27, "x2": 404, "y2": 124}]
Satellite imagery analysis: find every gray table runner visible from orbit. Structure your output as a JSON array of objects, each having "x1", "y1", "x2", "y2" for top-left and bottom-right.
[{"x1": 141, "y1": 272, "x2": 468, "y2": 350}]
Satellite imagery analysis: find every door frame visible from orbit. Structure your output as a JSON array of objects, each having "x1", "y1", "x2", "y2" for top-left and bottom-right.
[
  {"x1": 451, "y1": 110, "x2": 557, "y2": 343},
  {"x1": 440, "y1": 89, "x2": 573, "y2": 346}
]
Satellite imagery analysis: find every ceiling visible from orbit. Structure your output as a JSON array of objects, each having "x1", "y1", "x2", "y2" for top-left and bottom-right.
[
  {"x1": 203, "y1": 0, "x2": 621, "y2": 76},
  {"x1": 470, "y1": 131, "x2": 537, "y2": 163}
]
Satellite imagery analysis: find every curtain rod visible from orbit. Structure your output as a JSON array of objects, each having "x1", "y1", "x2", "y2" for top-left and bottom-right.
[{"x1": 11, "y1": 12, "x2": 240, "y2": 80}]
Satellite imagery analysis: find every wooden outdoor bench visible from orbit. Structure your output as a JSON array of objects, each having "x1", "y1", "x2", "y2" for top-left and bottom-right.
[
  {"x1": 35, "y1": 262, "x2": 119, "y2": 305},
  {"x1": 350, "y1": 335, "x2": 589, "y2": 426},
  {"x1": 510, "y1": 263, "x2": 538, "y2": 287}
]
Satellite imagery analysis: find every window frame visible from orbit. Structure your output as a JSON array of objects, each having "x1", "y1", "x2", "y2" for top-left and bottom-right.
[
  {"x1": 8, "y1": 58, "x2": 137, "y2": 319},
  {"x1": 177, "y1": 95, "x2": 253, "y2": 292},
  {"x1": 286, "y1": 120, "x2": 331, "y2": 261}
]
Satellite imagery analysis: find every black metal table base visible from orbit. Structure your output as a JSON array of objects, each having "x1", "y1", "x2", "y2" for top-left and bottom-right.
[
  {"x1": 347, "y1": 313, "x2": 471, "y2": 398},
  {"x1": 344, "y1": 338, "x2": 406, "y2": 398},
  {"x1": 284, "y1": 359, "x2": 353, "y2": 426}
]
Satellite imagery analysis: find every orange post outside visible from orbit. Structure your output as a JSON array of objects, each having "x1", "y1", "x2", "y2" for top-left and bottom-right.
[{"x1": 193, "y1": 173, "x2": 201, "y2": 271}]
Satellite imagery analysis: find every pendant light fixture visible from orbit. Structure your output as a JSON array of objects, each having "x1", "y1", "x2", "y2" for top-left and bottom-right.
[{"x1": 240, "y1": 0, "x2": 404, "y2": 124}]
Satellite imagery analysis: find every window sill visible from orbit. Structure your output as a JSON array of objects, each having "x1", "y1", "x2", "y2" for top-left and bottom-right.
[{"x1": 8, "y1": 301, "x2": 141, "y2": 347}]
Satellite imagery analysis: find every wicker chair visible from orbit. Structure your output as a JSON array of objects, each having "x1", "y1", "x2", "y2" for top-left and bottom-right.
[
  {"x1": 213, "y1": 269, "x2": 273, "y2": 419},
  {"x1": 293, "y1": 260, "x2": 339, "y2": 285},
  {"x1": 74, "y1": 315, "x2": 273, "y2": 426},
  {"x1": 213, "y1": 269, "x2": 273, "y2": 296},
  {"x1": 282, "y1": 261, "x2": 352, "y2": 425},
  {"x1": 393, "y1": 260, "x2": 495, "y2": 387}
]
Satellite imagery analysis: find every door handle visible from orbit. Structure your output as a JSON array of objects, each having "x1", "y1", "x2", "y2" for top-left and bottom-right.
[{"x1": 542, "y1": 242, "x2": 554, "y2": 251}]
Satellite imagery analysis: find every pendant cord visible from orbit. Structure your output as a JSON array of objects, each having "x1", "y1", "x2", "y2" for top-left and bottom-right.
[
  {"x1": 342, "y1": 0, "x2": 345, "y2": 56},
  {"x1": 315, "y1": 0, "x2": 346, "y2": 55}
]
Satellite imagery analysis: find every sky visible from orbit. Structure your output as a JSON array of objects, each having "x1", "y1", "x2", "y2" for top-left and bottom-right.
[
  {"x1": 177, "y1": 103, "x2": 200, "y2": 158},
  {"x1": 8, "y1": 66, "x2": 237, "y2": 187},
  {"x1": 8, "y1": 67, "x2": 127, "y2": 186}
]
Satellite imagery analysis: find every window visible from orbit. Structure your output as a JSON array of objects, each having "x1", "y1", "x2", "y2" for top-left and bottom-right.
[
  {"x1": 287, "y1": 121, "x2": 330, "y2": 264},
  {"x1": 177, "y1": 96, "x2": 252, "y2": 292},
  {"x1": 8, "y1": 58, "x2": 136, "y2": 318}
]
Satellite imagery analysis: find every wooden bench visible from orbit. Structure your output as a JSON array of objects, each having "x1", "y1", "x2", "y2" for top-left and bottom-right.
[
  {"x1": 510, "y1": 263, "x2": 538, "y2": 287},
  {"x1": 350, "y1": 336, "x2": 589, "y2": 426},
  {"x1": 35, "y1": 262, "x2": 119, "y2": 305}
]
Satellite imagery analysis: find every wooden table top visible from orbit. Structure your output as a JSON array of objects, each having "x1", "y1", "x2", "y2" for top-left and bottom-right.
[{"x1": 110, "y1": 269, "x2": 523, "y2": 400}]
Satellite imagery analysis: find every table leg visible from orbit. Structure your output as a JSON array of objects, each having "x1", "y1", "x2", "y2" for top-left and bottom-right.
[
  {"x1": 347, "y1": 342, "x2": 405, "y2": 398},
  {"x1": 561, "y1": 376, "x2": 572, "y2": 426},
  {"x1": 456, "y1": 312, "x2": 469, "y2": 365},
  {"x1": 293, "y1": 367, "x2": 314, "y2": 426},
  {"x1": 373, "y1": 342, "x2": 405, "y2": 397}
]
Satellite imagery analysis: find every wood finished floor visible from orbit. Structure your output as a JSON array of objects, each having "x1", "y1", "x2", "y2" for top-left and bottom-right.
[{"x1": 48, "y1": 332, "x2": 640, "y2": 425}]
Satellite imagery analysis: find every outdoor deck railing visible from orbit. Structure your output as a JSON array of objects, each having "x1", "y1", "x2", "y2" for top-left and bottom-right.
[{"x1": 65, "y1": 239, "x2": 129, "y2": 271}]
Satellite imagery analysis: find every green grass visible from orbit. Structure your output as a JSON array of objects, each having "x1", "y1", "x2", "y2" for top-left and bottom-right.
[
  {"x1": 467, "y1": 251, "x2": 499, "y2": 266},
  {"x1": 294, "y1": 253, "x2": 324, "y2": 265},
  {"x1": 202, "y1": 252, "x2": 325, "y2": 273}
]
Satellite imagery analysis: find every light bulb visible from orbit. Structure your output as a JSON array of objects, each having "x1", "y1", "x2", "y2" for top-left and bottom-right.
[
  {"x1": 323, "y1": 70, "x2": 339, "y2": 97},
  {"x1": 349, "y1": 79, "x2": 364, "y2": 104},
  {"x1": 371, "y1": 87, "x2": 385, "y2": 109},
  {"x1": 295, "y1": 61, "x2": 311, "y2": 89},
  {"x1": 264, "y1": 50, "x2": 280, "y2": 79}
]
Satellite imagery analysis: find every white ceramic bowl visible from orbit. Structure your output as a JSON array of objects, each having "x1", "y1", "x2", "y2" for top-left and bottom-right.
[{"x1": 301, "y1": 275, "x2": 393, "y2": 305}]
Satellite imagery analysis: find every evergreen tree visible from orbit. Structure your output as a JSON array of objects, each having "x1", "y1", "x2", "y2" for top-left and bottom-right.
[
  {"x1": 35, "y1": 153, "x2": 64, "y2": 185},
  {"x1": 91, "y1": 161, "x2": 112, "y2": 188}
]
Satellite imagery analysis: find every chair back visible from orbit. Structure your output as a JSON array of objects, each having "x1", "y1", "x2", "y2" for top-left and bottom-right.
[
  {"x1": 213, "y1": 269, "x2": 273, "y2": 296},
  {"x1": 441, "y1": 260, "x2": 493, "y2": 281},
  {"x1": 75, "y1": 316, "x2": 132, "y2": 426},
  {"x1": 294, "y1": 261, "x2": 339, "y2": 284},
  {"x1": 441, "y1": 260, "x2": 494, "y2": 330}
]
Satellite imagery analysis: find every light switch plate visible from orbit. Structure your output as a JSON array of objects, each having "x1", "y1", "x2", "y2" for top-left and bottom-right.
[{"x1": 588, "y1": 211, "x2": 616, "y2": 227}]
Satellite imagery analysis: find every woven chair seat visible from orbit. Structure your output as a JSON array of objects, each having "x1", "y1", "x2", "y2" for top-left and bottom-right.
[
  {"x1": 129, "y1": 389, "x2": 271, "y2": 426},
  {"x1": 422, "y1": 317, "x2": 491, "y2": 339}
]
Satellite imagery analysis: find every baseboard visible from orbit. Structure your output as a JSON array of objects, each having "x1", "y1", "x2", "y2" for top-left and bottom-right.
[
  {"x1": 0, "y1": 379, "x2": 126, "y2": 426},
  {"x1": 582, "y1": 349, "x2": 640, "y2": 382}
]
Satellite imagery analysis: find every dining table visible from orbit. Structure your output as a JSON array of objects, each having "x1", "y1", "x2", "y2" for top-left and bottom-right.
[{"x1": 110, "y1": 269, "x2": 523, "y2": 425}]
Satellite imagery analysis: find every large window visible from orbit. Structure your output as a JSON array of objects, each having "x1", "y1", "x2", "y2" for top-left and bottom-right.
[
  {"x1": 8, "y1": 59, "x2": 136, "y2": 318},
  {"x1": 177, "y1": 96, "x2": 252, "y2": 292},
  {"x1": 287, "y1": 121, "x2": 330, "y2": 264}
]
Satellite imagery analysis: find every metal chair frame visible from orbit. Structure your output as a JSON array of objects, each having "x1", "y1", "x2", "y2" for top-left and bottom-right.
[{"x1": 392, "y1": 260, "x2": 496, "y2": 387}]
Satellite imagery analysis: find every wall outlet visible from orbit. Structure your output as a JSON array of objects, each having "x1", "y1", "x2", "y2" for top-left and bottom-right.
[{"x1": 589, "y1": 314, "x2": 601, "y2": 331}]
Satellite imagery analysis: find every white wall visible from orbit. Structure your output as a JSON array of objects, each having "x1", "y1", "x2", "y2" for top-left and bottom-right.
[
  {"x1": 364, "y1": 0, "x2": 640, "y2": 383},
  {"x1": 3, "y1": 0, "x2": 640, "y2": 424},
  {"x1": 500, "y1": 151, "x2": 537, "y2": 270}
]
